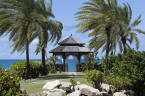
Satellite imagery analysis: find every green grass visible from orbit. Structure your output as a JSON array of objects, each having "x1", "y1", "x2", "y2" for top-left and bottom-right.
[{"x1": 20, "y1": 73, "x2": 89, "y2": 95}]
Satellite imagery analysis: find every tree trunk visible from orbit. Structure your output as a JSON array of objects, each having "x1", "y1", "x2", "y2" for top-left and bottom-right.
[
  {"x1": 25, "y1": 21, "x2": 30, "y2": 79},
  {"x1": 26, "y1": 36, "x2": 30, "y2": 79},
  {"x1": 122, "y1": 37, "x2": 127, "y2": 54},
  {"x1": 105, "y1": 25, "x2": 111, "y2": 71},
  {"x1": 42, "y1": 47, "x2": 47, "y2": 75}
]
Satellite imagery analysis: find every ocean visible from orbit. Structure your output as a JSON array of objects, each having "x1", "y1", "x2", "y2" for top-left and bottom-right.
[
  {"x1": 0, "y1": 59, "x2": 100, "y2": 72},
  {"x1": 0, "y1": 59, "x2": 24, "y2": 69},
  {"x1": 0, "y1": 59, "x2": 83, "y2": 72}
]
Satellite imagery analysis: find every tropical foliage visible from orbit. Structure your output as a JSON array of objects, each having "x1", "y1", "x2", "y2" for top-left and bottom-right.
[
  {"x1": 104, "y1": 49, "x2": 145, "y2": 95},
  {"x1": 76, "y1": 0, "x2": 144, "y2": 70},
  {"x1": 0, "y1": 69, "x2": 20, "y2": 96},
  {"x1": 70, "y1": 78, "x2": 77, "y2": 90},
  {"x1": 0, "y1": 0, "x2": 145, "y2": 95},
  {"x1": 76, "y1": 0, "x2": 121, "y2": 68},
  {"x1": 0, "y1": 0, "x2": 46, "y2": 78},
  {"x1": 111, "y1": 5, "x2": 145, "y2": 53},
  {"x1": 47, "y1": 56, "x2": 58, "y2": 73},
  {"x1": 85, "y1": 70, "x2": 104, "y2": 89},
  {"x1": 9, "y1": 61, "x2": 42, "y2": 78},
  {"x1": 104, "y1": 74, "x2": 132, "y2": 92},
  {"x1": 9, "y1": 59, "x2": 58, "y2": 79},
  {"x1": 85, "y1": 49, "x2": 145, "y2": 95},
  {"x1": 81, "y1": 52, "x2": 99, "y2": 71},
  {"x1": 0, "y1": 0, "x2": 62, "y2": 77},
  {"x1": 34, "y1": 0, "x2": 63, "y2": 75}
]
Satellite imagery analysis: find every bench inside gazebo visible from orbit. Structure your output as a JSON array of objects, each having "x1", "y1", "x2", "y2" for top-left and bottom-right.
[{"x1": 49, "y1": 34, "x2": 92, "y2": 72}]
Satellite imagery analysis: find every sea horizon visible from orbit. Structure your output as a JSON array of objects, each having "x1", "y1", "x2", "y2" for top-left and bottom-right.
[
  {"x1": 0, "y1": 59, "x2": 84, "y2": 72},
  {"x1": 0, "y1": 59, "x2": 102, "y2": 72}
]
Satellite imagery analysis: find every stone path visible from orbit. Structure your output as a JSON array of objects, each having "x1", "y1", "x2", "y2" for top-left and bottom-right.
[
  {"x1": 61, "y1": 72, "x2": 84, "y2": 75},
  {"x1": 68, "y1": 72, "x2": 77, "y2": 75}
]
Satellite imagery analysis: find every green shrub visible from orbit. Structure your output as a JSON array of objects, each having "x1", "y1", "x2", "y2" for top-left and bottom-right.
[
  {"x1": 85, "y1": 70, "x2": 104, "y2": 89},
  {"x1": 0, "y1": 69, "x2": 21, "y2": 96},
  {"x1": 30, "y1": 62, "x2": 42, "y2": 78},
  {"x1": 81, "y1": 62, "x2": 98, "y2": 72},
  {"x1": 47, "y1": 65, "x2": 57, "y2": 73},
  {"x1": 9, "y1": 61, "x2": 42, "y2": 78},
  {"x1": 70, "y1": 78, "x2": 77, "y2": 87},
  {"x1": 104, "y1": 49, "x2": 145, "y2": 95},
  {"x1": 61, "y1": 92, "x2": 66, "y2": 96},
  {"x1": 9, "y1": 61, "x2": 27, "y2": 78},
  {"x1": 47, "y1": 56, "x2": 58, "y2": 73},
  {"x1": 81, "y1": 52, "x2": 99, "y2": 71},
  {"x1": 34, "y1": 59, "x2": 57, "y2": 74},
  {"x1": 70, "y1": 78, "x2": 77, "y2": 91},
  {"x1": 104, "y1": 74, "x2": 132, "y2": 91}
]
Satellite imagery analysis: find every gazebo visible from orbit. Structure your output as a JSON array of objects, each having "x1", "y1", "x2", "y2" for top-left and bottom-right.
[{"x1": 49, "y1": 34, "x2": 92, "y2": 72}]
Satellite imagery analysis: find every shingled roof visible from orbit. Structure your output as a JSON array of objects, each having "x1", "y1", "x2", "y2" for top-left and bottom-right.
[
  {"x1": 58, "y1": 34, "x2": 84, "y2": 45},
  {"x1": 50, "y1": 34, "x2": 92, "y2": 53},
  {"x1": 50, "y1": 46, "x2": 91, "y2": 53}
]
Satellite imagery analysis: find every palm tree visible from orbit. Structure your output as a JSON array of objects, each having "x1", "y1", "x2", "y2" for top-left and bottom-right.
[
  {"x1": 75, "y1": 0, "x2": 123, "y2": 69},
  {"x1": 118, "y1": 4, "x2": 145, "y2": 53},
  {"x1": 0, "y1": 0, "x2": 47, "y2": 78},
  {"x1": 108, "y1": 4, "x2": 145, "y2": 54},
  {"x1": 34, "y1": 0, "x2": 63, "y2": 75}
]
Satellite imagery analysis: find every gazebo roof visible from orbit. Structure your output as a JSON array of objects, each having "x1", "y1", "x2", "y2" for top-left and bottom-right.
[
  {"x1": 50, "y1": 46, "x2": 91, "y2": 53},
  {"x1": 49, "y1": 34, "x2": 92, "y2": 53},
  {"x1": 58, "y1": 34, "x2": 84, "y2": 45}
]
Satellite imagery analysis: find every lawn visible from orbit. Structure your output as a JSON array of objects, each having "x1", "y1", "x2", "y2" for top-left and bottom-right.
[{"x1": 20, "y1": 72, "x2": 89, "y2": 95}]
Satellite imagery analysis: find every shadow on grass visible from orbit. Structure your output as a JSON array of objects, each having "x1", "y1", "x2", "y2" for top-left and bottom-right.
[{"x1": 37, "y1": 74, "x2": 84, "y2": 80}]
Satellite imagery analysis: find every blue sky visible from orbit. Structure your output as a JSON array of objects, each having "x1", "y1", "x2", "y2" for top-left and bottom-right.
[{"x1": 0, "y1": 0, "x2": 145, "y2": 59}]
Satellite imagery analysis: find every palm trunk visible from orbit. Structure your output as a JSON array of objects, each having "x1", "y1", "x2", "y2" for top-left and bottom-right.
[
  {"x1": 122, "y1": 37, "x2": 127, "y2": 54},
  {"x1": 41, "y1": 47, "x2": 47, "y2": 75},
  {"x1": 120, "y1": 29, "x2": 127, "y2": 54},
  {"x1": 25, "y1": 21, "x2": 30, "y2": 79},
  {"x1": 26, "y1": 36, "x2": 30, "y2": 79},
  {"x1": 105, "y1": 25, "x2": 111, "y2": 71},
  {"x1": 111, "y1": 51, "x2": 114, "y2": 55}
]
